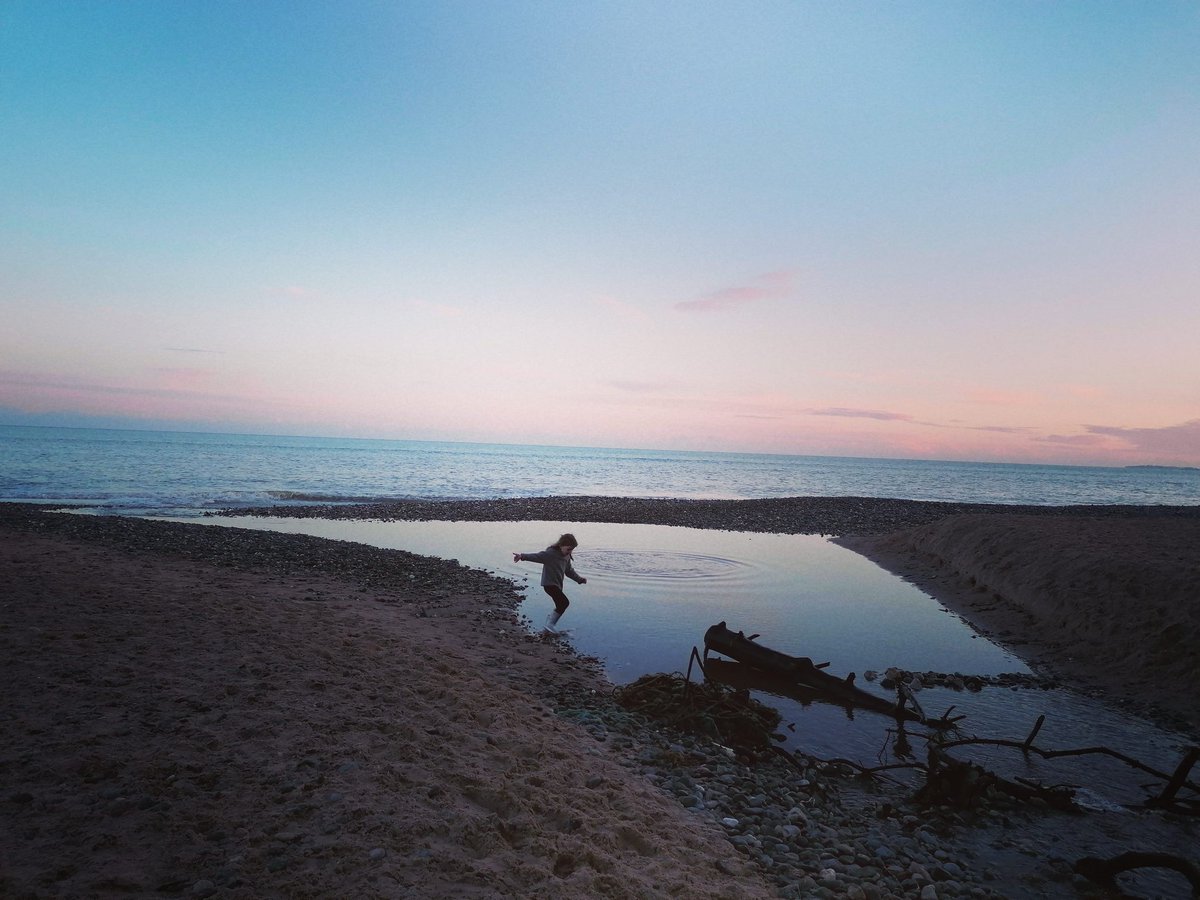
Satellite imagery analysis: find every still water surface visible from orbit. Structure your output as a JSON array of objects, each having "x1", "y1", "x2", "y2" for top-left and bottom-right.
[{"x1": 190, "y1": 516, "x2": 1192, "y2": 807}]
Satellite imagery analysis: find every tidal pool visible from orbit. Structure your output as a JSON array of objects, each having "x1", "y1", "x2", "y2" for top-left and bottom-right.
[{"x1": 190, "y1": 516, "x2": 1193, "y2": 806}]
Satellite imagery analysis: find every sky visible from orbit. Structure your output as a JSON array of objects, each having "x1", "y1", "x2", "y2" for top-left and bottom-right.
[{"x1": 2, "y1": 1, "x2": 1198, "y2": 467}]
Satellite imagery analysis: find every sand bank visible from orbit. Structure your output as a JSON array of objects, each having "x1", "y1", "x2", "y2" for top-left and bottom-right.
[{"x1": 839, "y1": 514, "x2": 1200, "y2": 735}]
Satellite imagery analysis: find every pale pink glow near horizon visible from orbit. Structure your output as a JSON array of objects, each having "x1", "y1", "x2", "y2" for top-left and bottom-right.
[
  {"x1": 2, "y1": 364, "x2": 1198, "y2": 466},
  {"x1": 3, "y1": 248, "x2": 1199, "y2": 466},
  {"x1": 2, "y1": 4, "x2": 1198, "y2": 468}
]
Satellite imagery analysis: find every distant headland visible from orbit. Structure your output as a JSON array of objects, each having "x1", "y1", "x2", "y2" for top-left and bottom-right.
[{"x1": 1125, "y1": 464, "x2": 1200, "y2": 472}]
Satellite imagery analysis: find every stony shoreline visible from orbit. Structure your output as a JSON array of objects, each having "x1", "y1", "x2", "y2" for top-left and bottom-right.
[
  {"x1": 4, "y1": 502, "x2": 1198, "y2": 898},
  {"x1": 213, "y1": 494, "x2": 1200, "y2": 536}
]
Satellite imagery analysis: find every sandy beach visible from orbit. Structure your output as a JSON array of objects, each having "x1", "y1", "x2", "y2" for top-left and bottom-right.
[
  {"x1": 1, "y1": 506, "x2": 771, "y2": 898},
  {"x1": 3, "y1": 499, "x2": 1198, "y2": 898}
]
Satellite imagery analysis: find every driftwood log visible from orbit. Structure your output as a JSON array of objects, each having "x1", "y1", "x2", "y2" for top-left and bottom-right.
[
  {"x1": 915, "y1": 746, "x2": 1079, "y2": 811},
  {"x1": 932, "y1": 736, "x2": 1200, "y2": 812}
]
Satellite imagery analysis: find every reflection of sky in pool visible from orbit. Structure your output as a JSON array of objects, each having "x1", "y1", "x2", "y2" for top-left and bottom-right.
[{"x1": 194, "y1": 517, "x2": 1193, "y2": 803}]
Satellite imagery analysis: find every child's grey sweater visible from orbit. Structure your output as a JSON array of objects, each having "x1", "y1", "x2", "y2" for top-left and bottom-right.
[{"x1": 518, "y1": 546, "x2": 584, "y2": 587}]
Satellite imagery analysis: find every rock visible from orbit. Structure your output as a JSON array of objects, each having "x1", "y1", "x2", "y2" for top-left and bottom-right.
[
  {"x1": 909, "y1": 862, "x2": 932, "y2": 883},
  {"x1": 368, "y1": 847, "x2": 386, "y2": 861},
  {"x1": 192, "y1": 880, "x2": 216, "y2": 898},
  {"x1": 938, "y1": 861, "x2": 964, "y2": 880},
  {"x1": 715, "y1": 858, "x2": 741, "y2": 875},
  {"x1": 920, "y1": 885, "x2": 938, "y2": 900},
  {"x1": 106, "y1": 797, "x2": 135, "y2": 817}
]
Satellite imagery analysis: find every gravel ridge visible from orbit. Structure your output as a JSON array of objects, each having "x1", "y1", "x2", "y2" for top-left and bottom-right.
[{"x1": 214, "y1": 494, "x2": 1200, "y2": 536}]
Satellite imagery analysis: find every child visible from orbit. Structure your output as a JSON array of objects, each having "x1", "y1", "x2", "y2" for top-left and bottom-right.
[{"x1": 513, "y1": 532, "x2": 587, "y2": 633}]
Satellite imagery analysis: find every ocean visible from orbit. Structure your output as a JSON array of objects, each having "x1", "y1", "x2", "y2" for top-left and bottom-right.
[{"x1": 2, "y1": 425, "x2": 1198, "y2": 514}]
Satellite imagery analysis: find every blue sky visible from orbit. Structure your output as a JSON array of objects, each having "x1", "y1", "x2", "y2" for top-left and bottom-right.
[{"x1": 3, "y1": 1, "x2": 1199, "y2": 465}]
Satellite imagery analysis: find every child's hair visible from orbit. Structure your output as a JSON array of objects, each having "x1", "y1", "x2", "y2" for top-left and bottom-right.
[{"x1": 557, "y1": 533, "x2": 578, "y2": 549}]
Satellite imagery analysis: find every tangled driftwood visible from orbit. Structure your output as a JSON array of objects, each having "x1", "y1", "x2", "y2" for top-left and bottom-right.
[{"x1": 613, "y1": 671, "x2": 782, "y2": 751}]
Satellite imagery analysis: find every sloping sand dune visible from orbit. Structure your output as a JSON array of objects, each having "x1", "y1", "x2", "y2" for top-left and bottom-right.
[{"x1": 842, "y1": 514, "x2": 1200, "y2": 733}]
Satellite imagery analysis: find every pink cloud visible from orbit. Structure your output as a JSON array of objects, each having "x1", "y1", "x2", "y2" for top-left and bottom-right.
[
  {"x1": 608, "y1": 380, "x2": 679, "y2": 393},
  {"x1": 675, "y1": 269, "x2": 798, "y2": 313},
  {"x1": 0, "y1": 370, "x2": 231, "y2": 405},
  {"x1": 965, "y1": 388, "x2": 1040, "y2": 406},
  {"x1": 1082, "y1": 419, "x2": 1200, "y2": 458},
  {"x1": 0, "y1": 369, "x2": 282, "y2": 425},
  {"x1": 807, "y1": 406, "x2": 915, "y2": 422},
  {"x1": 966, "y1": 424, "x2": 1034, "y2": 434},
  {"x1": 1032, "y1": 419, "x2": 1200, "y2": 464},
  {"x1": 1037, "y1": 432, "x2": 1112, "y2": 447}
]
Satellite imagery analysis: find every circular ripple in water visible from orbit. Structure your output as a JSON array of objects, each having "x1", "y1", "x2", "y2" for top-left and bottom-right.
[{"x1": 575, "y1": 549, "x2": 748, "y2": 580}]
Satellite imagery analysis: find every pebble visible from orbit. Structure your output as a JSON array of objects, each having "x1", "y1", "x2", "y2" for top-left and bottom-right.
[
  {"x1": 536, "y1": 696, "x2": 1011, "y2": 900},
  {"x1": 368, "y1": 847, "x2": 386, "y2": 861}
]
